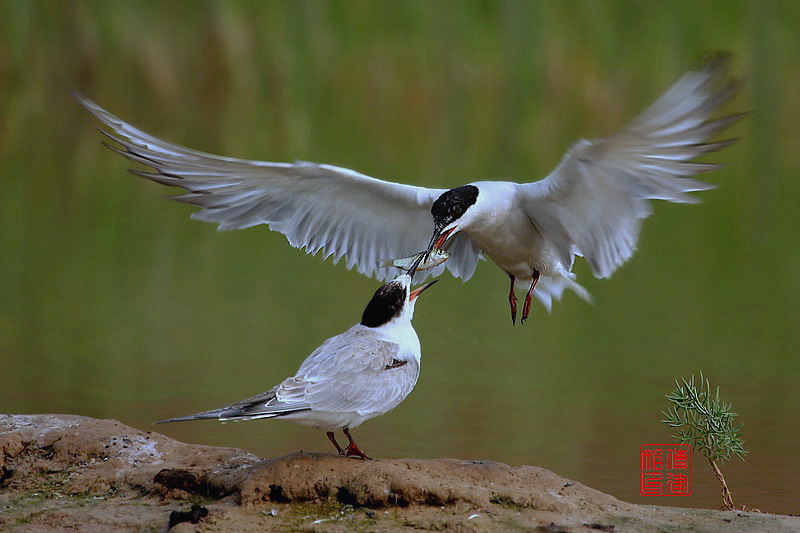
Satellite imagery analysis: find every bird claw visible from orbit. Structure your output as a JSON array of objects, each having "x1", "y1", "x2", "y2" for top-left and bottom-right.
[
  {"x1": 520, "y1": 270, "x2": 540, "y2": 325},
  {"x1": 521, "y1": 295, "x2": 532, "y2": 324},
  {"x1": 340, "y1": 428, "x2": 372, "y2": 459},
  {"x1": 344, "y1": 443, "x2": 371, "y2": 460},
  {"x1": 508, "y1": 274, "x2": 517, "y2": 325}
]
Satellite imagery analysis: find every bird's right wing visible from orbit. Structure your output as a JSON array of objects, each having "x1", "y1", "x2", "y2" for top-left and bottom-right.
[
  {"x1": 518, "y1": 54, "x2": 743, "y2": 279},
  {"x1": 293, "y1": 330, "x2": 420, "y2": 417},
  {"x1": 76, "y1": 95, "x2": 482, "y2": 282}
]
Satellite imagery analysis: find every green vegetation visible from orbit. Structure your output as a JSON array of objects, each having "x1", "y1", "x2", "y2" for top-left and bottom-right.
[{"x1": 662, "y1": 373, "x2": 747, "y2": 510}]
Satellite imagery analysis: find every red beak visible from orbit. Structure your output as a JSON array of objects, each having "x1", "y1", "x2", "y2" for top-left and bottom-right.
[
  {"x1": 409, "y1": 279, "x2": 439, "y2": 301},
  {"x1": 433, "y1": 226, "x2": 457, "y2": 250}
]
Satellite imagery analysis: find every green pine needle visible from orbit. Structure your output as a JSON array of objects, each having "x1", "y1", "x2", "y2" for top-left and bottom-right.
[{"x1": 661, "y1": 372, "x2": 748, "y2": 463}]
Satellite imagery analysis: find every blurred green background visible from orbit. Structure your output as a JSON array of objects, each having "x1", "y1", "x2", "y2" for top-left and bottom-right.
[{"x1": 2, "y1": 0, "x2": 798, "y2": 513}]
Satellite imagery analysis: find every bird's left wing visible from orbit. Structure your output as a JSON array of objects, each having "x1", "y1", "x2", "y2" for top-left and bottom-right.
[
  {"x1": 77, "y1": 95, "x2": 481, "y2": 281},
  {"x1": 518, "y1": 54, "x2": 744, "y2": 279}
]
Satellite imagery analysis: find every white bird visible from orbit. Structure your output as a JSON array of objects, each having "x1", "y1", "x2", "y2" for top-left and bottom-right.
[
  {"x1": 77, "y1": 54, "x2": 742, "y2": 324},
  {"x1": 157, "y1": 274, "x2": 437, "y2": 459}
]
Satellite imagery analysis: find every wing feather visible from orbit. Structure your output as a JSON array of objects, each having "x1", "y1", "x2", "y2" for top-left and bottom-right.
[
  {"x1": 155, "y1": 386, "x2": 311, "y2": 423},
  {"x1": 295, "y1": 328, "x2": 420, "y2": 417},
  {"x1": 77, "y1": 95, "x2": 481, "y2": 281},
  {"x1": 519, "y1": 53, "x2": 743, "y2": 279}
]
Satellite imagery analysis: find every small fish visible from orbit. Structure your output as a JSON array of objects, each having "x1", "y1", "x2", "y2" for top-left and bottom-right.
[{"x1": 381, "y1": 249, "x2": 451, "y2": 271}]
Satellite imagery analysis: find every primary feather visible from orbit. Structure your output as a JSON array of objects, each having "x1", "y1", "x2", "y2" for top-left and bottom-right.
[
  {"x1": 518, "y1": 54, "x2": 743, "y2": 280},
  {"x1": 77, "y1": 94, "x2": 481, "y2": 282}
]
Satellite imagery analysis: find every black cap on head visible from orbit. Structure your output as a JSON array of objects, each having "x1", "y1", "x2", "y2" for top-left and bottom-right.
[
  {"x1": 431, "y1": 185, "x2": 479, "y2": 229},
  {"x1": 360, "y1": 280, "x2": 407, "y2": 328}
]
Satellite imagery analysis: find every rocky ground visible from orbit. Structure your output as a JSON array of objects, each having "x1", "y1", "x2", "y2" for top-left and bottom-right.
[{"x1": 0, "y1": 414, "x2": 796, "y2": 532}]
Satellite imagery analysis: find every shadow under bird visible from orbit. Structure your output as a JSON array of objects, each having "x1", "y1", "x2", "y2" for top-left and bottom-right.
[
  {"x1": 77, "y1": 54, "x2": 743, "y2": 324},
  {"x1": 157, "y1": 274, "x2": 437, "y2": 459}
]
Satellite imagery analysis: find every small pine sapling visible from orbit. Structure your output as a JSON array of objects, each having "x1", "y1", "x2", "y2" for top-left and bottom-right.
[{"x1": 661, "y1": 373, "x2": 748, "y2": 511}]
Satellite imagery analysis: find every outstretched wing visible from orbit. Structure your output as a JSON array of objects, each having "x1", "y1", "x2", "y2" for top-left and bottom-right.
[
  {"x1": 519, "y1": 53, "x2": 744, "y2": 279},
  {"x1": 77, "y1": 95, "x2": 481, "y2": 282}
]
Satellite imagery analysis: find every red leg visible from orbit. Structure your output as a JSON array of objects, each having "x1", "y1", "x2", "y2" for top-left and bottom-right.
[
  {"x1": 508, "y1": 274, "x2": 517, "y2": 325},
  {"x1": 342, "y1": 428, "x2": 371, "y2": 460},
  {"x1": 327, "y1": 431, "x2": 344, "y2": 455},
  {"x1": 520, "y1": 270, "x2": 540, "y2": 324}
]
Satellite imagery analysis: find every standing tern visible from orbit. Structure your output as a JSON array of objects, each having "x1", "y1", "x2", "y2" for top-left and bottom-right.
[
  {"x1": 77, "y1": 54, "x2": 742, "y2": 323},
  {"x1": 157, "y1": 274, "x2": 437, "y2": 459}
]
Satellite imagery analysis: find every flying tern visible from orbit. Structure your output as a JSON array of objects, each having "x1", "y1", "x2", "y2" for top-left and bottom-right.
[
  {"x1": 77, "y1": 54, "x2": 742, "y2": 323},
  {"x1": 157, "y1": 274, "x2": 437, "y2": 459}
]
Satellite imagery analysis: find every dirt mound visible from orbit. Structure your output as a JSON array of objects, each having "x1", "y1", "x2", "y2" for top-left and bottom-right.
[
  {"x1": 1, "y1": 414, "x2": 796, "y2": 532},
  {"x1": 238, "y1": 453, "x2": 619, "y2": 511},
  {"x1": 0, "y1": 414, "x2": 257, "y2": 497}
]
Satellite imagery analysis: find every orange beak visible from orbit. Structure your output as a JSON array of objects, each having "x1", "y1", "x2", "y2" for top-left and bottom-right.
[
  {"x1": 409, "y1": 279, "x2": 439, "y2": 302},
  {"x1": 433, "y1": 226, "x2": 457, "y2": 250}
]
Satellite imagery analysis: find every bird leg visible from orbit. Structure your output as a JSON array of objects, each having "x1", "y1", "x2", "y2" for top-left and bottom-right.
[
  {"x1": 508, "y1": 274, "x2": 517, "y2": 325},
  {"x1": 342, "y1": 428, "x2": 372, "y2": 460},
  {"x1": 520, "y1": 269, "x2": 541, "y2": 324},
  {"x1": 327, "y1": 431, "x2": 345, "y2": 455}
]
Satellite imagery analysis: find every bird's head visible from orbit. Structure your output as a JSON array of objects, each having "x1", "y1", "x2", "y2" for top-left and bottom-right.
[
  {"x1": 425, "y1": 185, "x2": 480, "y2": 255},
  {"x1": 360, "y1": 274, "x2": 438, "y2": 328}
]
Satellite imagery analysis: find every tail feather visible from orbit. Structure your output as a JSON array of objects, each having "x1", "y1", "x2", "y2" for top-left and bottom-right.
[
  {"x1": 156, "y1": 408, "x2": 241, "y2": 424},
  {"x1": 156, "y1": 387, "x2": 310, "y2": 424},
  {"x1": 157, "y1": 405, "x2": 311, "y2": 424},
  {"x1": 529, "y1": 275, "x2": 592, "y2": 312}
]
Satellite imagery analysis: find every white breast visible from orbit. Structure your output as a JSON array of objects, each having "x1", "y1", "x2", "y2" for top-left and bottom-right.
[{"x1": 462, "y1": 182, "x2": 564, "y2": 280}]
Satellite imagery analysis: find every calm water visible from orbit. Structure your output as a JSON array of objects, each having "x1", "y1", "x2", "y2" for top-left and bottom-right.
[{"x1": 2, "y1": 0, "x2": 799, "y2": 514}]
